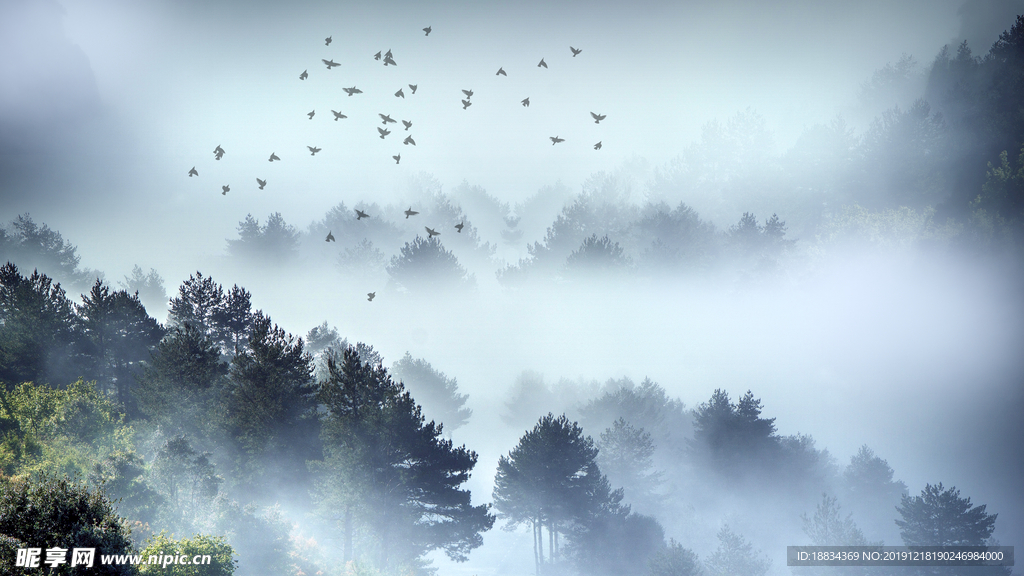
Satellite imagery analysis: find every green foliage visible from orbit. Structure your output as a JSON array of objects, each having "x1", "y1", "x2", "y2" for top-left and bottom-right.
[
  {"x1": 391, "y1": 352, "x2": 472, "y2": 431},
  {"x1": 168, "y1": 273, "x2": 253, "y2": 356},
  {"x1": 649, "y1": 539, "x2": 703, "y2": 576},
  {"x1": 0, "y1": 474, "x2": 139, "y2": 575},
  {"x1": 151, "y1": 436, "x2": 222, "y2": 534},
  {"x1": 0, "y1": 380, "x2": 134, "y2": 480},
  {"x1": 895, "y1": 483, "x2": 998, "y2": 546},
  {"x1": 139, "y1": 531, "x2": 236, "y2": 576},
  {"x1": 89, "y1": 450, "x2": 165, "y2": 530},
  {"x1": 211, "y1": 500, "x2": 290, "y2": 576},
  {"x1": 313, "y1": 347, "x2": 493, "y2": 570},
  {"x1": 703, "y1": 526, "x2": 770, "y2": 576}
]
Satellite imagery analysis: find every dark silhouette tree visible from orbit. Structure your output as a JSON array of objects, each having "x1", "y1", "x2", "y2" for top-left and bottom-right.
[
  {"x1": 493, "y1": 413, "x2": 620, "y2": 575},
  {"x1": 690, "y1": 389, "x2": 779, "y2": 471},
  {"x1": 564, "y1": 234, "x2": 631, "y2": 274},
  {"x1": 0, "y1": 262, "x2": 87, "y2": 388},
  {"x1": 596, "y1": 418, "x2": 663, "y2": 516},
  {"x1": 895, "y1": 483, "x2": 998, "y2": 546},
  {"x1": 313, "y1": 347, "x2": 493, "y2": 572},
  {"x1": 0, "y1": 214, "x2": 89, "y2": 287},
  {"x1": 77, "y1": 279, "x2": 164, "y2": 412}
]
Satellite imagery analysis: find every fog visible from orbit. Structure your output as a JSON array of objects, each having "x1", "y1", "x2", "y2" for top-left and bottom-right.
[{"x1": 2, "y1": 0, "x2": 1023, "y2": 575}]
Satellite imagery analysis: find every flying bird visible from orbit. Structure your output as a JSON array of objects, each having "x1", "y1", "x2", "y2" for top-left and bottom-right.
[
  {"x1": 393, "y1": 154, "x2": 401, "y2": 164},
  {"x1": 425, "y1": 227, "x2": 440, "y2": 238},
  {"x1": 268, "y1": 152, "x2": 280, "y2": 162},
  {"x1": 355, "y1": 209, "x2": 369, "y2": 220},
  {"x1": 374, "y1": 51, "x2": 381, "y2": 60},
  {"x1": 325, "y1": 36, "x2": 332, "y2": 46},
  {"x1": 403, "y1": 135, "x2": 415, "y2": 145},
  {"x1": 256, "y1": 178, "x2": 266, "y2": 190},
  {"x1": 326, "y1": 231, "x2": 335, "y2": 242},
  {"x1": 385, "y1": 49, "x2": 393, "y2": 59},
  {"x1": 590, "y1": 112, "x2": 606, "y2": 124},
  {"x1": 307, "y1": 110, "x2": 315, "y2": 119},
  {"x1": 550, "y1": 136, "x2": 564, "y2": 145},
  {"x1": 405, "y1": 207, "x2": 418, "y2": 218},
  {"x1": 188, "y1": 166, "x2": 198, "y2": 177},
  {"x1": 571, "y1": 46, "x2": 582, "y2": 57},
  {"x1": 423, "y1": 26, "x2": 431, "y2": 36},
  {"x1": 332, "y1": 110, "x2": 347, "y2": 120},
  {"x1": 383, "y1": 55, "x2": 397, "y2": 66},
  {"x1": 343, "y1": 86, "x2": 363, "y2": 96},
  {"x1": 538, "y1": 58, "x2": 547, "y2": 68},
  {"x1": 378, "y1": 127, "x2": 391, "y2": 139},
  {"x1": 213, "y1": 145, "x2": 225, "y2": 159},
  {"x1": 455, "y1": 222, "x2": 464, "y2": 233},
  {"x1": 594, "y1": 141, "x2": 602, "y2": 150},
  {"x1": 462, "y1": 89, "x2": 473, "y2": 98},
  {"x1": 308, "y1": 146, "x2": 321, "y2": 155},
  {"x1": 367, "y1": 292, "x2": 375, "y2": 301},
  {"x1": 496, "y1": 67, "x2": 506, "y2": 76},
  {"x1": 379, "y1": 113, "x2": 396, "y2": 124},
  {"x1": 395, "y1": 88, "x2": 405, "y2": 98},
  {"x1": 222, "y1": 185, "x2": 230, "y2": 195},
  {"x1": 461, "y1": 99, "x2": 472, "y2": 109},
  {"x1": 402, "y1": 120, "x2": 412, "y2": 130},
  {"x1": 409, "y1": 84, "x2": 417, "y2": 94},
  {"x1": 322, "y1": 59, "x2": 340, "y2": 69},
  {"x1": 521, "y1": 97, "x2": 530, "y2": 107},
  {"x1": 299, "y1": 69, "x2": 308, "y2": 80}
]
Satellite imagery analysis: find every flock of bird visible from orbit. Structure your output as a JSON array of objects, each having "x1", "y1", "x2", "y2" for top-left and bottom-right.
[{"x1": 187, "y1": 25, "x2": 609, "y2": 302}]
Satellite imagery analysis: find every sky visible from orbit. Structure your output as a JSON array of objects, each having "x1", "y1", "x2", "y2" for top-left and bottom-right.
[{"x1": 2, "y1": 0, "x2": 1023, "y2": 572}]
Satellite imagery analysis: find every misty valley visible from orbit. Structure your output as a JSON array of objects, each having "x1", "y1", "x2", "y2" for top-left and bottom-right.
[{"x1": 1, "y1": 3, "x2": 1024, "y2": 576}]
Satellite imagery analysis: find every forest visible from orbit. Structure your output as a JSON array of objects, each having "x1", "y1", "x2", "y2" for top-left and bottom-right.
[{"x1": 1, "y1": 10, "x2": 1023, "y2": 576}]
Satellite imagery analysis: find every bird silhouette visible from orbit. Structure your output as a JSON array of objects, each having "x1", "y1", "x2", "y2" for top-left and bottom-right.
[
  {"x1": 393, "y1": 154, "x2": 400, "y2": 164},
  {"x1": 538, "y1": 58, "x2": 547, "y2": 68},
  {"x1": 188, "y1": 167, "x2": 198, "y2": 177},
  {"x1": 395, "y1": 88, "x2": 405, "y2": 98},
  {"x1": 299, "y1": 69, "x2": 308, "y2": 80},
  {"x1": 462, "y1": 89, "x2": 473, "y2": 98},
  {"x1": 355, "y1": 209, "x2": 369, "y2": 220},
  {"x1": 378, "y1": 127, "x2": 391, "y2": 139},
  {"x1": 308, "y1": 146, "x2": 321, "y2": 155},
  {"x1": 222, "y1": 185, "x2": 230, "y2": 195},
  {"x1": 590, "y1": 112, "x2": 606, "y2": 124},
  {"x1": 379, "y1": 113, "x2": 396, "y2": 124},
  {"x1": 343, "y1": 86, "x2": 363, "y2": 96},
  {"x1": 461, "y1": 99, "x2": 472, "y2": 109},
  {"x1": 385, "y1": 49, "x2": 393, "y2": 59},
  {"x1": 425, "y1": 227, "x2": 440, "y2": 238},
  {"x1": 332, "y1": 110, "x2": 347, "y2": 120},
  {"x1": 326, "y1": 231, "x2": 335, "y2": 242},
  {"x1": 322, "y1": 59, "x2": 340, "y2": 69},
  {"x1": 496, "y1": 67, "x2": 506, "y2": 76},
  {"x1": 455, "y1": 222, "x2": 464, "y2": 233},
  {"x1": 550, "y1": 136, "x2": 564, "y2": 145},
  {"x1": 403, "y1": 135, "x2": 415, "y2": 145},
  {"x1": 594, "y1": 141, "x2": 602, "y2": 150},
  {"x1": 269, "y1": 152, "x2": 280, "y2": 162},
  {"x1": 402, "y1": 120, "x2": 412, "y2": 130},
  {"x1": 325, "y1": 36, "x2": 332, "y2": 46},
  {"x1": 521, "y1": 97, "x2": 530, "y2": 107},
  {"x1": 383, "y1": 56, "x2": 397, "y2": 66},
  {"x1": 423, "y1": 26, "x2": 431, "y2": 36},
  {"x1": 571, "y1": 46, "x2": 582, "y2": 57},
  {"x1": 213, "y1": 145, "x2": 225, "y2": 159},
  {"x1": 256, "y1": 178, "x2": 266, "y2": 189},
  {"x1": 374, "y1": 51, "x2": 381, "y2": 60},
  {"x1": 367, "y1": 292, "x2": 375, "y2": 301},
  {"x1": 409, "y1": 84, "x2": 417, "y2": 94},
  {"x1": 405, "y1": 207, "x2": 418, "y2": 218},
  {"x1": 307, "y1": 110, "x2": 315, "y2": 119}
]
